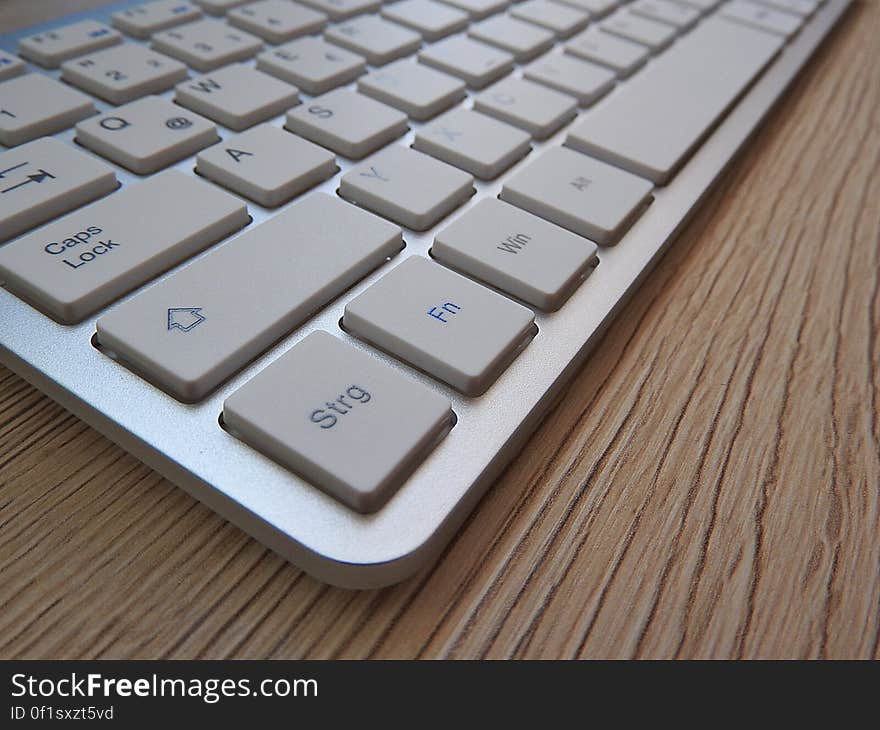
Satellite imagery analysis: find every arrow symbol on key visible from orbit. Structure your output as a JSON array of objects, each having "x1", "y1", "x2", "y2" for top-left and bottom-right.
[
  {"x1": 167, "y1": 307, "x2": 206, "y2": 332},
  {"x1": 0, "y1": 168, "x2": 56, "y2": 194}
]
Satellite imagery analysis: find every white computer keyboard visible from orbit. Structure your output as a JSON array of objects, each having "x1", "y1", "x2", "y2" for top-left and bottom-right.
[{"x1": 0, "y1": 0, "x2": 851, "y2": 586}]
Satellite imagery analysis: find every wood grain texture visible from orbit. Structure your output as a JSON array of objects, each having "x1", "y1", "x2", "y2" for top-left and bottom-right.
[{"x1": 1, "y1": 0, "x2": 879, "y2": 659}]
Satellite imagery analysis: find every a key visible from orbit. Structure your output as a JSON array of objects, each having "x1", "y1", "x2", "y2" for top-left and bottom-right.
[
  {"x1": 500, "y1": 145, "x2": 653, "y2": 244},
  {"x1": 175, "y1": 64, "x2": 299, "y2": 131},
  {"x1": 468, "y1": 15, "x2": 554, "y2": 63},
  {"x1": 473, "y1": 77, "x2": 577, "y2": 139},
  {"x1": 96, "y1": 192, "x2": 401, "y2": 400},
  {"x1": 257, "y1": 37, "x2": 365, "y2": 95},
  {"x1": 358, "y1": 59, "x2": 466, "y2": 120},
  {"x1": 151, "y1": 18, "x2": 263, "y2": 71},
  {"x1": 325, "y1": 15, "x2": 422, "y2": 66},
  {"x1": 510, "y1": 0, "x2": 590, "y2": 38},
  {"x1": 565, "y1": 26, "x2": 648, "y2": 76},
  {"x1": 0, "y1": 138, "x2": 117, "y2": 243},
  {"x1": 381, "y1": 0, "x2": 469, "y2": 41},
  {"x1": 566, "y1": 17, "x2": 784, "y2": 183},
  {"x1": 297, "y1": 0, "x2": 381, "y2": 21},
  {"x1": 76, "y1": 96, "x2": 218, "y2": 175},
  {"x1": 111, "y1": 1, "x2": 203, "y2": 39},
  {"x1": 523, "y1": 53, "x2": 616, "y2": 106},
  {"x1": 343, "y1": 256, "x2": 535, "y2": 395},
  {"x1": 18, "y1": 21, "x2": 122, "y2": 69},
  {"x1": 339, "y1": 144, "x2": 474, "y2": 230},
  {"x1": 194, "y1": 0, "x2": 250, "y2": 13},
  {"x1": 285, "y1": 88, "x2": 407, "y2": 159},
  {"x1": 60, "y1": 45, "x2": 188, "y2": 105},
  {"x1": 0, "y1": 74, "x2": 96, "y2": 147},
  {"x1": 630, "y1": 0, "x2": 700, "y2": 29},
  {"x1": 720, "y1": 0, "x2": 803, "y2": 37},
  {"x1": 223, "y1": 331, "x2": 453, "y2": 512},
  {"x1": 0, "y1": 51, "x2": 26, "y2": 83},
  {"x1": 600, "y1": 10, "x2": 678, "y2": 51},
  {"x1": 0, "y1": 169, "x2": 247, "y2": 323},
  {"x1": 418, "y1": 35, "x2": 514, "y2": 89},
  {"x1": 435, "y1": 0, "x2": 509, "y2": 19},
  {"x1": 227, "y1": 0, "x2": 327, "y2": 43},
  {"x1": 196, "y1": 123, "x2": 336, "y2": 206},
  {"x1": 413, "y1": 107, "x2": 531, "y2": 179},
  {"x1": 432, "y1": 197, "x2": 598, "y2": 310},
  {"x1": 751, "y1": 0, "x2": 818, "y2": 16},
  {"x1": 555, "y1": 0, "x2": 619, "y2": 17}
]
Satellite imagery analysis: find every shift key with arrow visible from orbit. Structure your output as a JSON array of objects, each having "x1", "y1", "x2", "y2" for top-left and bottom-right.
[
  {"x1": 96, "y1": 193, "x2": 402, "y2": 402},
  {"x1": 0, "y1": 137, "x2": 117, "y2": 243}
]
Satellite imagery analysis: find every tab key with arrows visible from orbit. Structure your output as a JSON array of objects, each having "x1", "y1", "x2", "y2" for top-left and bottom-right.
[{"x1": 0, "y1": 137, "x2": 117, "y2": 243}]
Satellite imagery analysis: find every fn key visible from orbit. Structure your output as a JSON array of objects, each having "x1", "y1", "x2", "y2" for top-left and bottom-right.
[{"x1": 223, "y1": 331, "x2": 453, "y2": 513}]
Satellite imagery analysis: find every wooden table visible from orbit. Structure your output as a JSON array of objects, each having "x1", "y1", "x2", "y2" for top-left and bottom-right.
[{"x1": 1, "y1": 0, "x2": 878, "y2": 660}]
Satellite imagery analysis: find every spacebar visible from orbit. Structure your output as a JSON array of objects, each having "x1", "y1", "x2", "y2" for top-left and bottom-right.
[{"x1": 566, "y1": 16, "x2": 785, "y2": 184}]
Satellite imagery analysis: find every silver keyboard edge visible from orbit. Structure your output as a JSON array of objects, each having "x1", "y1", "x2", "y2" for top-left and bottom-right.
[{"x1": 0, "y1": 0, "x2": 853, "y2": 588}]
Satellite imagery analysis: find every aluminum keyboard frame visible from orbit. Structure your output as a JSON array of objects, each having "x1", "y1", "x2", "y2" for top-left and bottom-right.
[{"x1": 0, "y1": 0, "x2": 853, "y2": 587}]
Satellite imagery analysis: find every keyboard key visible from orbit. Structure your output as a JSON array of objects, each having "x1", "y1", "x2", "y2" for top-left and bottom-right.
[
  {"x1": 0, "y1": 169, "x2": 247, "y2": 323},
  {"x1": 629, "y1": 0, "x2": 700, "y2": 29},
  {"x1": 468, "y1": 15, "x2": 554, "y2": 63},
  {"x1": 419, "y1": 35, "x2": 514, "y2": 89},
  {"x1": 112, "y1": 0, "x2": 203, "y2": 39},
  {"x1": 565, "y1": 26, "x2": 648, "y2": 76},
  {"x1": 751, "y1": 0, "x2": 818, "y2": 16},
  {"x1": 96, "y1": 192, "x2": 401, "y2": 400},
  {"x1": 18, "y1": 21, "x2": 122, "y2": 69},
  {"x1": 0, "y1": 138, "x2": 117, "y2": 243},
  {"x1": 600, "y1": 11, "x2": 678, "y2": 51},
  {"x1": 343, "y1": 256, "x2": 535, "y2": 395},
  {"x1": 358, "y1": 59, "x2": 466, "y2": 120},
  {"x1": 720, "y1": 0, "x2": 803, "y2": 37},
  {"x1": 61, "y1": 45, "x2": 188, "y2": 105},
  {"x1": 196, "y1": 123, "x2": 336, "y2": 206},
  {"x1": 500, "y1": 146, "x2": 652, "y2": 244},
  {"x1": 257, "y1": 37, "x2": 365, "y2": 94},
  {"x1": 325, "y1": 15, "x2": 422, "y2": 66},
  {"x1": 413, "y1": 107, "x2": 530, "y2": 179},
  {"x1": 224, "y1": 331, "x2": 453, "y2": 512},
  {"x1": 435, "y1": 0, "x2": 509, "y2": 19},
  {"x1": 297, "y1": 0, "x2": 381, "y2": 20},
  {"x1": 0, "y1": 51, "x2": 26, "y2": 82},
  {"x1": 433, "y1": 198, "x2": 598, "y2": 309},
  {"x1": 227, "y1": 0, "x2": 327, "y2": 43},
  {"x1": 382, "y1": 0, "x2": 469, "y2": 41},
  {"x1": 151, "y1": 18, "x2": 263, "y2": 71},
  {"x1": 510, "y1": 0, "x2": 590, "y2": 38},
  {"x1": 76, "y1": 96, "x2": 218, "y2": 174},
  {"x1": 0, "y1": 74, "x2": 96, "y2": 147},
  {"x1": 473, "y1": 77, "x2": 577, "y2": 139},
  {"x1": 195, "y1": 0, "x2": 250, "y2": 13},
  {"x1": 566, "y1": 17, "x2": 784, "y2": 183},
  {"x1": 339, "y1": 144, "x2": 474, "y2": 230},
  {"x1": 285, "y1": 88, "x2": 407, "y2": 159},
  {"x1": 555, "y1": 0, "x2": 619, "y2": 17},
  {"x1": 175, "y1": 64, "x2": 299, "y2": 130},
  {"x1": 523, "y1": 54, "x2": 615, "y2": 106}
]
